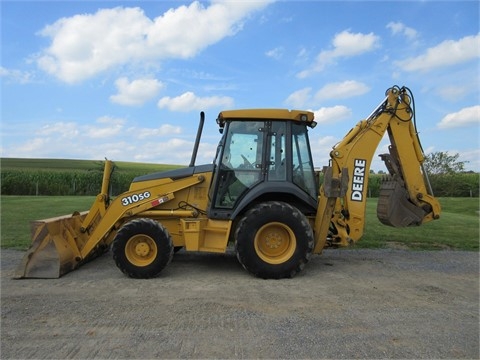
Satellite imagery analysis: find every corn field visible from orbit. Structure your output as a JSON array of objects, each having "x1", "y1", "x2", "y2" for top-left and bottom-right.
[
  {"x1": 0, "y1": 169, "x2": 143, "y2": 196},
  {"x1": 0, "y1": 158, "x2": 184, "y2": 196},
  {"x1": 2, "y1": 168, "x2": 477, "y2": 197}
]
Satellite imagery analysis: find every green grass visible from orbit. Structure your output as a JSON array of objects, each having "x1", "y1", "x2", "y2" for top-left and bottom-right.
[
  {"x1": 358, "y1": 197, "x2": 479, "y2": 250},
  {"x1": 0, "y1": 196, "x2": 96, "y2": 249},
  {"x1": 1, "y1": 196, "x2": 478, "y2": 251}
]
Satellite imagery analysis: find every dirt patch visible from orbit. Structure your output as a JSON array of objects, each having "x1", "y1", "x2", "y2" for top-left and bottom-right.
[
  {"x1": 1, "y1": 248, "x2": 479, "y2": 359},
  {"x1": 385, "y1": 241, "x2": 454, "y2": 251}
]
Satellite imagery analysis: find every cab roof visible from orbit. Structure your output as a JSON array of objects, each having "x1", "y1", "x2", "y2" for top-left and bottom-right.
[{"x1": 217, "y1": 109, "x2": 316, "y2": 128}]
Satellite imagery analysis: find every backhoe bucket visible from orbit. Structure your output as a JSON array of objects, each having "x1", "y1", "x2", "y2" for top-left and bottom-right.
[
  {"x1": 15, "y1": 211, "x2": 101, "y2": 278},
  {"x1": 377, "y1": 178, "x2": 426, "y2": 227}
]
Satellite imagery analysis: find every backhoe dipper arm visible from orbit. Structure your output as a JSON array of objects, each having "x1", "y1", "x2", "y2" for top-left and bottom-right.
[{"x1": 314, "y1": 86, "x2": 441, "y2": 252}]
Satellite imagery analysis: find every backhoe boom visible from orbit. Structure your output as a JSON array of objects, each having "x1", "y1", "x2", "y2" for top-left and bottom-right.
[{"x1": 314, "y1": 86, "x2": 441, "y2": 251}]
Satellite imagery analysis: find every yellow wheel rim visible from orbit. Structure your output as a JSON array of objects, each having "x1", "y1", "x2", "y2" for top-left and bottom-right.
[
  {"x1": 125, "y1": 234, "x2": 158, "y2": 267},
  {"x1": 254, "y1": 222, "x2": 296, "y2": 264}
]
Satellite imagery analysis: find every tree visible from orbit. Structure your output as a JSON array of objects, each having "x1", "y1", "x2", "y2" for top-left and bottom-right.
[{"x1": 423, "y1": 151, "x2": 467, "y2": 175}]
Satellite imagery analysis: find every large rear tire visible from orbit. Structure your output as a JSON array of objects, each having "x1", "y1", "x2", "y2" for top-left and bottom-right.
[
  {"x1": 234, "y1": 201, "x2": 314, "y2": 279},
  {"x1": 112, "y1": 218, "x2": 173, "y2": 278}
]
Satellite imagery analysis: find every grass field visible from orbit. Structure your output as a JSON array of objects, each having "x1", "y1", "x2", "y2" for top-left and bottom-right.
[
  {"x1": 1, "y1": 196, "x2": 478, "y2": 251},
  {"x1": 361, "y1": 198, "x2": 479, "y2": 251}
]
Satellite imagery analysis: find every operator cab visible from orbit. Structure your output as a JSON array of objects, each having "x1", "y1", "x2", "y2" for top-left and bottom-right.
[{"x1": 208, "y1": 109, "x2": 318, "y2": 220}]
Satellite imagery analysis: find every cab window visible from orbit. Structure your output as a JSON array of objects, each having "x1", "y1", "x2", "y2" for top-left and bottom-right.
[
  {"x1": 292, "y1": 123, "x2": 317, "y2": 198},
  {"x1": 214, "y1": 121, "x2": 264, "y2": 208}
]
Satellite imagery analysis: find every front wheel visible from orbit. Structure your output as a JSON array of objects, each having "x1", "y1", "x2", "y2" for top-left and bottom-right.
[
  {"x1": 112, "y1": 218, "x2": 173, "y2": 278},
  {"x1": 234, "y1": 201, "x2": 314, "y2": 279}
]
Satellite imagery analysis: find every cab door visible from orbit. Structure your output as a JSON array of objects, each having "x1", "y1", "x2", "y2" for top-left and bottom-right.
[{"x1": 210, "y1": 120, "x2": 266, "y2": 211}]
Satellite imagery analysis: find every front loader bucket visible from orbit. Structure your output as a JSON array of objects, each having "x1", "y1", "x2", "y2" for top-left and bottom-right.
[
  {"x1": 15, "y1": 211, "x2": 104, "y2": 279},
  {"x1": 15, "y1": 160, "x2": 116, "y2": 279}
]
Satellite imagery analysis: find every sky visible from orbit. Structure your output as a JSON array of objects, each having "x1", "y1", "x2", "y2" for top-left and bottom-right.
[{"x1": 1, "y1": 0, "x2": 479, "y2": 172}]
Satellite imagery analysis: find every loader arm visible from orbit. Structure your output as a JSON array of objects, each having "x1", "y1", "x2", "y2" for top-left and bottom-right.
[
  {"x1": 16, "y1": 160, "x2": 205, "y2": 278},
  {"x1": 314, "y1": 86, "x2": 441, "y2": 252}
]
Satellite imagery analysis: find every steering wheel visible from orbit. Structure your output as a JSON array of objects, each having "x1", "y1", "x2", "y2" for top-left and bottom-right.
[{"x1": 240, "y1": 154, "x2": 255, "y2": 169}]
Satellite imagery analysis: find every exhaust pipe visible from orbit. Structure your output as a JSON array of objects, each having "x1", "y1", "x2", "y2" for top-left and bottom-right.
[{"x1": 189, "y1": 111, "x2": 205, "y2": 167}]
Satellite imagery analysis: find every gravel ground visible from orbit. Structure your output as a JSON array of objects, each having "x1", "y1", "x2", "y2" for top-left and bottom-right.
[{"x1": 1, "y1": 248, "x2": 479, "y2": 359}]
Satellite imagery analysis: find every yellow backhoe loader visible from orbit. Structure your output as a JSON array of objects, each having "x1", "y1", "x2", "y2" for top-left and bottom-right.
[{"x1": 16, "y1": 85, "x2": 441, "y2": 279}]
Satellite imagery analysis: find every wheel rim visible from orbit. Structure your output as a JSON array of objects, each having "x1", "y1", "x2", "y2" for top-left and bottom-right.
[
  {"x1": 254, "y1": 222, "x2": 296, "y2": 264},
  {"x1": 125, "y1": 234, "x2": 158, "y2": 267}
]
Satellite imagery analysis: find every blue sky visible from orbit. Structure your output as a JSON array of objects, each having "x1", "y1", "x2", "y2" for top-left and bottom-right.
[{"x1": 1, "y1": 0, "x2": 479, "y2": 172}]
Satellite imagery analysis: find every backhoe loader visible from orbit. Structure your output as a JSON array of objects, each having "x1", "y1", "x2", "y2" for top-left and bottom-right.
[{"x1": 16, "y1": 85, "x2": 441, "y2": 279}]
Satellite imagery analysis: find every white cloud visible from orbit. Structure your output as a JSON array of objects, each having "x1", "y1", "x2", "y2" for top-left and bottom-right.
[
  {"x1": 135, "y1": 124, "x2": 182, "y2": 139},
  {"x1": 311, "y1": 105, "x2": 352, "y2": 124},
  {"x1": 265, "y1": 46, "x2": 284, "y2": 60},
  {"x1": 459, "y1": 148, "x2": 480, "y2": 172},
  {"x1": 132, "y1": 138, "x2": 202, "y2": 163},
  {"x1": 8, "y1": 137, "x2": 50, "y2": 156},
  {"x1": 96, "y1": 115, "x2": 125, "y2": 126},
  {"x1": 386, "y1": 21, "x2": 418, "y2": 40},
  {"x1": 331, "y1": 30, "x2": 380, "y2": 56},
  {"x1": 396, "y1": 34, "x2": 480, "y2": 72},
  {"x1": 35, "y1": 2, "x2": 271, "y2": 83},
  {"x1": 295, "y1": 47, "x2": 309, "y2": 63},
  {"x1": 85, "y1": 116, "x2": 126, "y2": 138},
  {"x1": 158, "y1": 91, "x2": 234, "y2": 112},
  {"x1": 0, "y1": 66, "x2": 34, "y2": 84},
  {"x1": 309, "y1": 135, "x2": 338, "y2": 167},
  {"x1": 89, "y1": 141, "x2": 136, "y2": 160},
  {"x1": 37, "y1": 122, "x2": 79, "y2": 137},
  {"x1": 136, "y1": 138, "x2": 218, "y2": 165},
  {"x1": 285, "y1": 81, "x2": 369, "y2": 108},
  {"x1": 34, "y1": 116, "x2": 126, "y2": 143},
  {"x1": 437, "y1": 105, "x2": 480, "y2": 129},
  {"x1": 110, "y1": 77, "x2": 164, "y2": 106},
  {"x1": 297, "y1": 30, "x2": 380, "y2": 78},
  {"x1": 284, "y1": 87, "x2": 312, "y2": 108},
  {"x1": 3, "y1": 117, "x2": 195, "y2": 164},
  {"x1": 314, "y1": 80, "x2": 370, "y2": 101}
]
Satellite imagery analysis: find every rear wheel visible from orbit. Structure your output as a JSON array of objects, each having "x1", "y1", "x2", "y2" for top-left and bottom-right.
[
  {"x1": 234, "y1": 201, "x2": 314, "y2": 279},
  {"x1": 112, "y1": 218, "x2": 173, "y2": 278}
]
